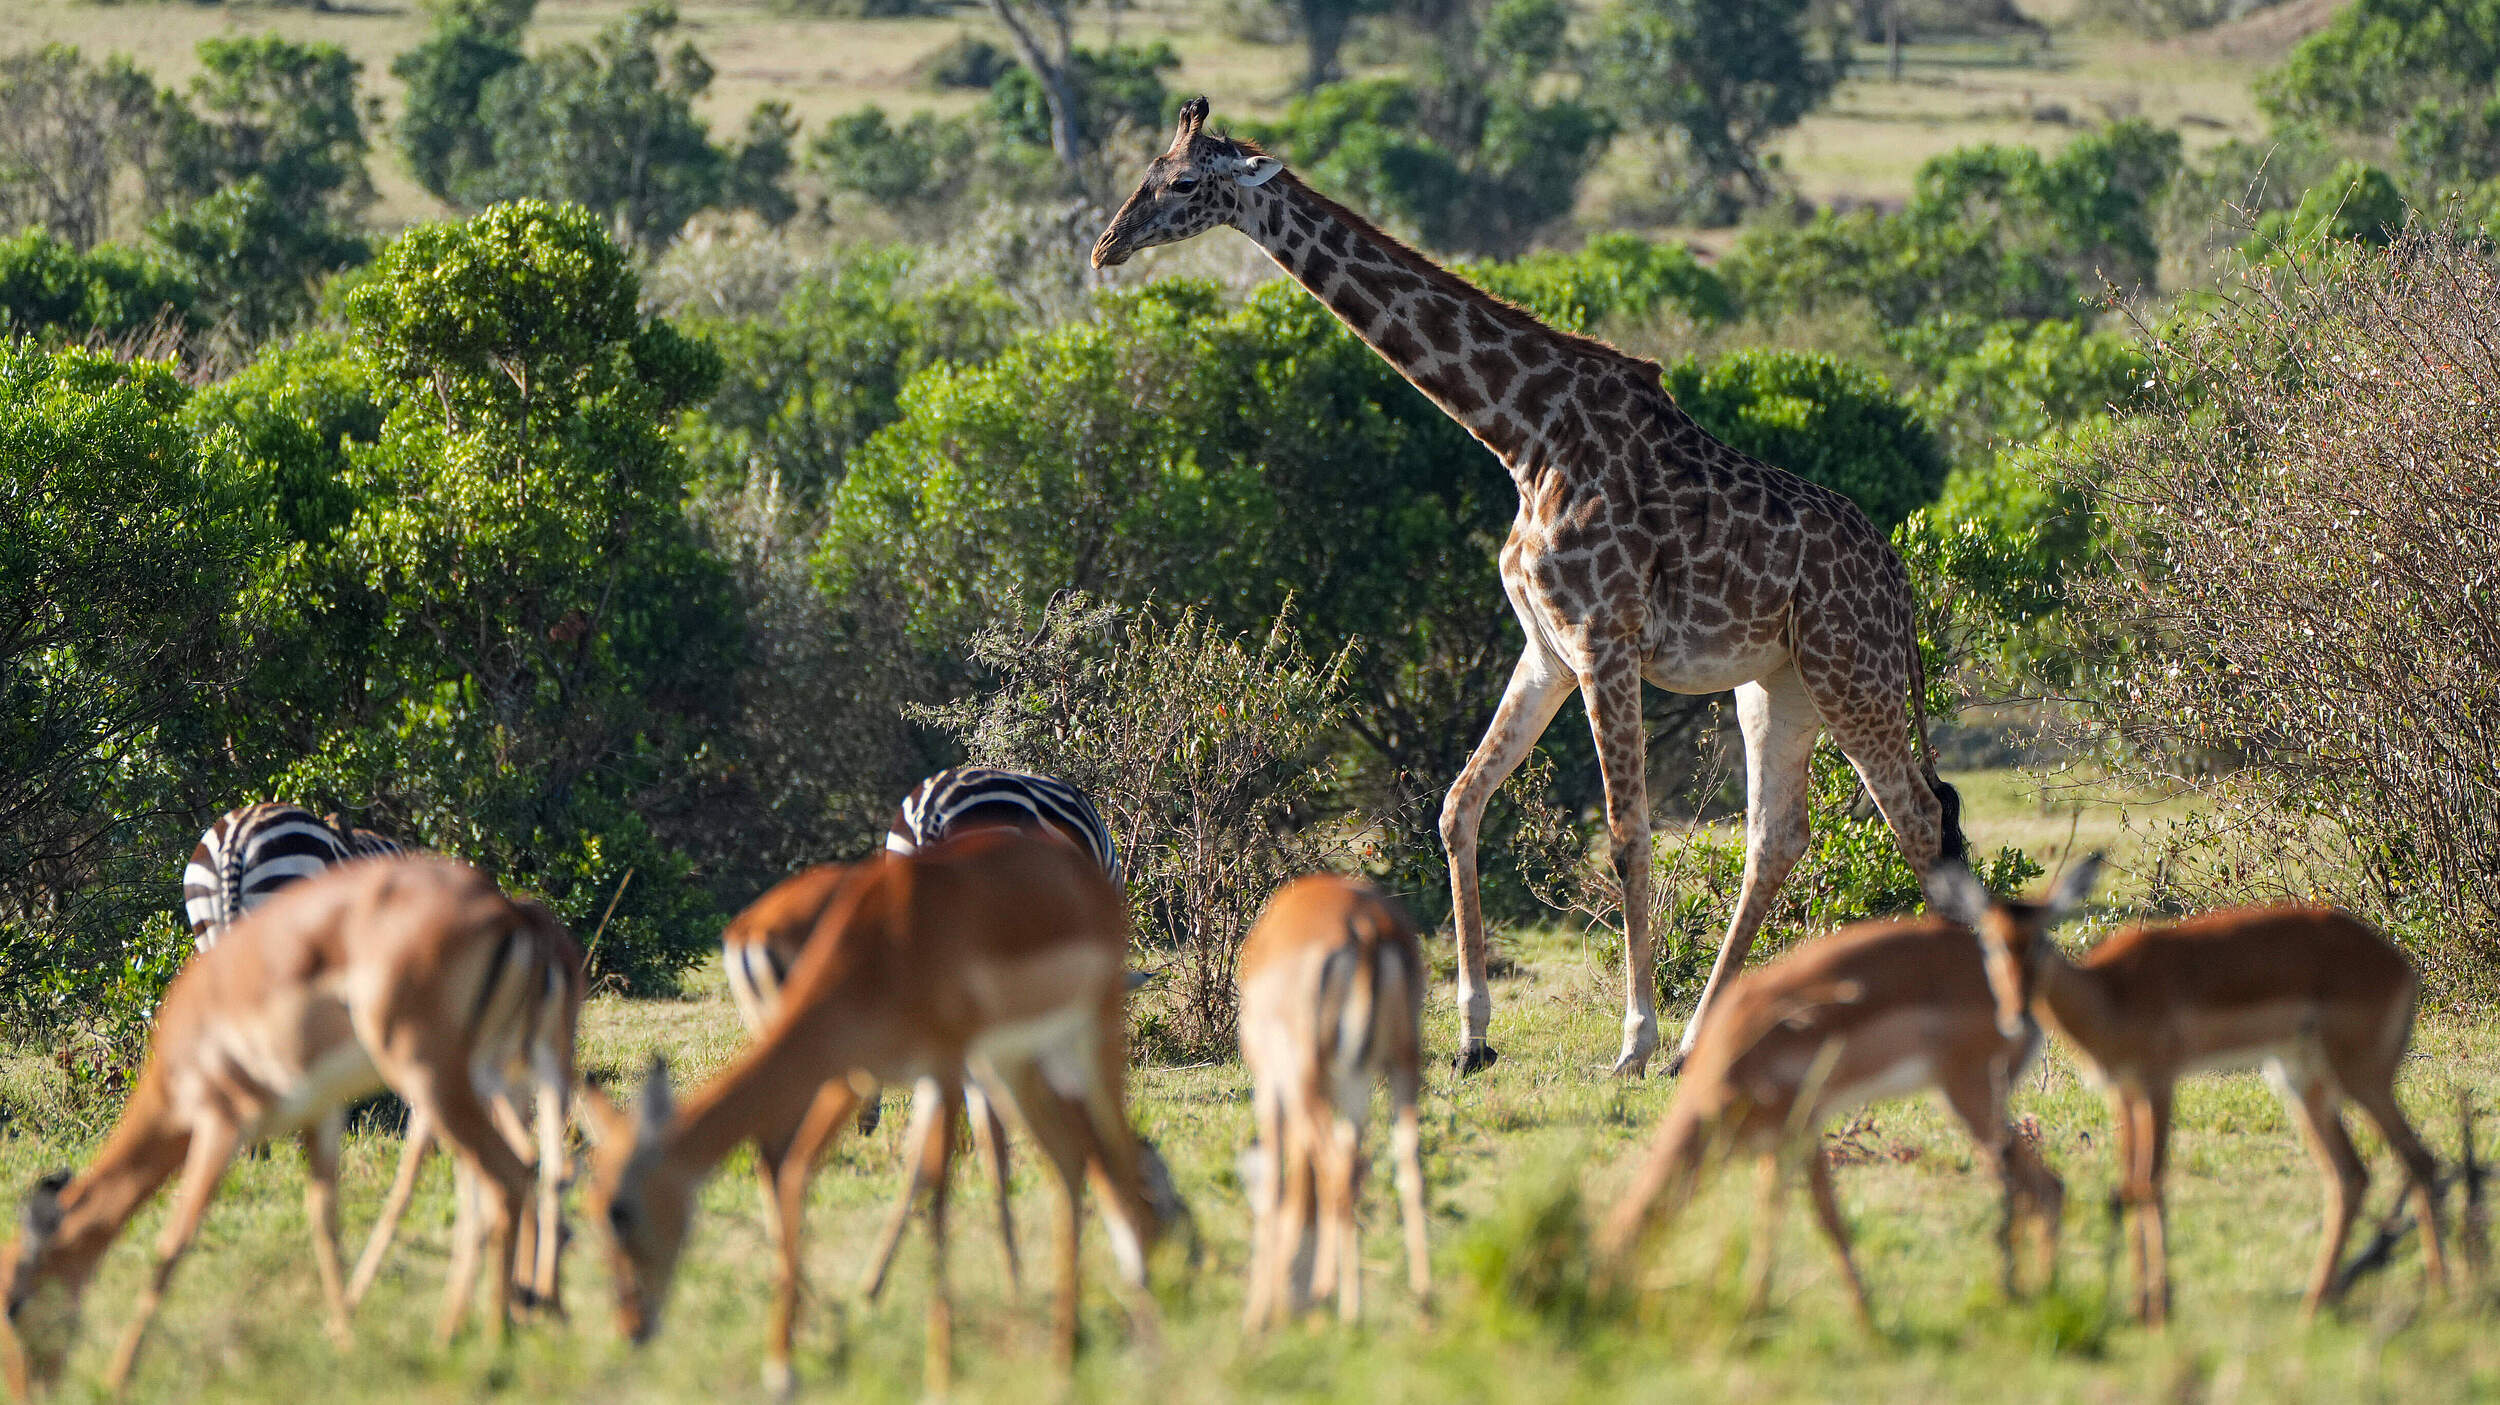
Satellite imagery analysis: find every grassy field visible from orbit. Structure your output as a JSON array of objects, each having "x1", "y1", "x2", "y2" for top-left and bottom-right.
[
  {"x1": 1, "y1": 0, "x2": 2291, "y2": 230},
  {"x1": 5, "y1": 766, "x2": 2498, "y2": 1402}
]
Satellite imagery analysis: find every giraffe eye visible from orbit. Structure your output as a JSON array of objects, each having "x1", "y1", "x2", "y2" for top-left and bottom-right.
[{"x1": 1169, "y1": 175, "x2": 1200, "y2": 194}]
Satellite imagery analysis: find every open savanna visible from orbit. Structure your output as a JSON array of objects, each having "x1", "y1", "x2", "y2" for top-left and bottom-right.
[
  {"x1": 0, "y1": 0, "x2": 2285, "y2": 228},
  {"x1": 4, "y1": 766, "x2": 2496, "y2": 1402}
]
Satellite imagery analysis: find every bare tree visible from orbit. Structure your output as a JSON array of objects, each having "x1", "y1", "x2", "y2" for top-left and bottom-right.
[{"x1": 0, "y1": 46, "x2": 173, "y2": 248}]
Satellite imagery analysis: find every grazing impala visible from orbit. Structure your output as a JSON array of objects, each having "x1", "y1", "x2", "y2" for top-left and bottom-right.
[
  {"x1": 0, "y1": 857, "x2": 577, "y2": 1399},
  {"x1": 1946, "y1": 856, "x2": 2451, "y2": 1323},
  {"x1": 583, "y1": 831, "x2": 1184, "y2": 1396},
  {"x1": 1237, "y1": 876, "x2": 1429, "y2": 1328},
  {"x1": 1596, "y1": 865, "x2": 2094, "y2": 1323},
  {"x1": 720, "y1": 864, "x2": 1027, "y2": 1298}
]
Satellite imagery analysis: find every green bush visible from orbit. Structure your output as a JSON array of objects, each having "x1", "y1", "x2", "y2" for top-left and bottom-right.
[
  {"x1": 1888, "y1": 315, "x2": 2153, "y2": 461},
  {"x1": 259, "y1": 200, "x2": 745, "y2": 988},
  {"x1": 391, "y1": 0, "x2": 533, "y2": 203},
  {"x1": 810, "y1": 106, "x2": 981, "y2": 212},
  {"x1": 147, "y1": 176, "x2": 370, "y2": 343},
  {"x1": 162, "y1": 36, "x2": 375, "y2": 225},
  {"x1": 680, "y1": 248, "x2": 1018, "y2": 501},
  {"x1": 1724, "y1": 120, "x2": 2182, "y2": 326},
  {"x1": 985, "y1": 42, "x2": 1180, "y2": 155},
  {"x1": 1663, "y1": 348, "x2": 1946, "y2": 529},
  {"x1": 0, "y1": 346, "x2": 258, "y2": 1027},
  {"x1": 1586, "y1": 0, "x2": 1847, "y2": 219},
  {"x1": 0, "y1": 228, "x2": 196, "y2": 342},
  {"x1": 1465, "y1": 232, "x2": 1734, "y2": 331},
  {"x1": 2246, "y1": 159, "x2": 2410, "y2": 254}
]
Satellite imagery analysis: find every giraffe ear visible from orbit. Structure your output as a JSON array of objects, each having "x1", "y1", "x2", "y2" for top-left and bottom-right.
[{"x1": 1235, "y1": 155, "x2": 1284, "y2": 188}]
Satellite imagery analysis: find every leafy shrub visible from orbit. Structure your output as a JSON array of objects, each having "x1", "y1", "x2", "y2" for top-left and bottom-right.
[
  {"x1": 1586, "y1": 0, "x2": 1848, "y2": 220},
  {"x1": 679, "y1": 247, "x2": 1018, "y2": 501},
  {"x1": 1888, "y1": 315, "x2": 2153, "y2": 461},
  {"x1": 1724, "y1": 120, "x2": 2182, "y2": 326},
  {"x1": 919, "y1": 33, "x2": 1013, "y2": 89},
  {"x1": 2067, "y1": 224, "x2": 2500, "y2": 970},
  {"x1": 0, "y1": 229, "x2": 196, "y2": 342},
  {"x1": 147, "y1": 176, "x2": 371, "y2": 344},
  {"x1": 2245, "y1": 159, "x2": 2409, "y2": 254},
  {"x1": 913, "y1": 595, "x2": 1355, "y2": 1057},
  {"x1": 1466, "y1": 231, "x2": 1734, "y2": 329},
  {"x1": 1663, "y1": 348, "x2": 1946, "y2": 529},
  {"x1": 985, "y1": 42, "x2": 1180, "y2": 157},
  {"x1": 392, "y1": 0, "x2": 534, "y2": 203},
  {"x1": 810, "y1": 105, "x2": 983, "y2": 213},
  {"x1": 0, "y1": 45, "x2": 176, "y2": 250},
  {"x1": 254, "y1": 200, "x2": 745, "y2": 988},
  {"x1": 0, "y1": 346, "x2": 257, "y2": 1030},
  {"x1": 161, "y1": 36, "x2": 376, "y2": 226}
]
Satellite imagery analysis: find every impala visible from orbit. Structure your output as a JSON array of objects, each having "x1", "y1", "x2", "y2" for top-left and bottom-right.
[
  {"x1": 1237, "y1": 875, "x2": 1429, "y2": 1328},
  {"x1": 0, "y1": 857, "x2": 578, "y2": 1399},
  {"x1": 583, "y1": 830, "x2": 1185, "y2": 1395},
  {"x1": 720, "y1": 863, "x2": 1024, "y2": 1297},
  {"x1": 1596, "y1": 865, "x2": 2093, "y2": 1323},
  {"x1": 1947, "y1": 856, "x2": 2451, "y2": 1323}
]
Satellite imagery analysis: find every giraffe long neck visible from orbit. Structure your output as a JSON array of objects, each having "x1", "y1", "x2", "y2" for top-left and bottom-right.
[{"x1": 1234, "y1": 178, "x2": 1564, "y2": 463}]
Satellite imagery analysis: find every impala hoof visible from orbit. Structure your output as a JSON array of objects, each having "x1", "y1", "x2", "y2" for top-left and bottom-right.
[{"x1": 1456, "y1": 1045, "x2": 1500, "y2": 1076}]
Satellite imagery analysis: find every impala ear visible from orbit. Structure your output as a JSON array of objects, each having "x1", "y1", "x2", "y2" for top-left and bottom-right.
[
  {"x1": 20, "y1": 1172, "x2": 66, "y2": 1245},
  {"x1": 2045, "y1": 852, "x2": 2105, "y2": 925},
  {"x1": 1925, "y1": 860, "x2": 1992, "y2": 928},
  {"x1": 578, "y1": 1081, "x2": 628, "y2": 1147},
  {"x1": 638, "y1": 1054, "x2": 674, "y2": 1138},
  {"x1": 1234, "y1": 154, "x2": 1284, "y2": 187}
]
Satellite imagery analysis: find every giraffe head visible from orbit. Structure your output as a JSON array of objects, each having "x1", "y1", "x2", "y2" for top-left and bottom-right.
[{"x1": 1092, "y1": 96, "x2": 1284, "y2": 268}]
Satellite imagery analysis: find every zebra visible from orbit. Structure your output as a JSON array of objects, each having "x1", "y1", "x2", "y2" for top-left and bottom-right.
[
  {"x1": 181, "y1": 803, "x2": 407, "y2": 951},
  {"x1": 885, "y1": 764, "x2": 1119, "y2": 882}
]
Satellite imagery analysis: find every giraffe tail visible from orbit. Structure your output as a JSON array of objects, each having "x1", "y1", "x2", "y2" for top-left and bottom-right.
[{"x1": 1909, "y1": 640, "x2": 1968, "y2": 863}]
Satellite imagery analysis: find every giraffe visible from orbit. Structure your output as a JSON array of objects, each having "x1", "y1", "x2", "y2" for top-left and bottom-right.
[{"x1": 1094, "y1": 98, "x2": 1967, "y2": 1078}]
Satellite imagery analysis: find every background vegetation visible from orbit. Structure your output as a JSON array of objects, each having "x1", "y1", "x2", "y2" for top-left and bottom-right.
[{"x1": 8, "y1": 0, "x2": 2500, "y2": 1394}]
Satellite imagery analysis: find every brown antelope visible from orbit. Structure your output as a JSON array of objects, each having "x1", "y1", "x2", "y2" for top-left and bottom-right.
[
  {"x1": 0, "y1": 857, "x2": 578, "y2": 1399},
  {"x1": 1596, "y1": 865, "x2": 2095, "y2": 1323},
  {"x1": 583, "y1": 830, "x2": 1185, "y2": 1396},
  {"x1": 1944, "y1": 856, "x2": 2451, "y2": 1323},
  {"x1": 343, "y1": 921, "x2": 584, "y2": 1313},
  {"x1": 720, "y1": 864, "x2": 1025, "y2": 1298},
  {"x1": 1236, "y1": 875, "x2": 1428, "y2": 1328}
]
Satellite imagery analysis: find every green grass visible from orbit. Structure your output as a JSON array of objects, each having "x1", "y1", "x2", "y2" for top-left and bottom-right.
[{"x1": 5, "y1": 769, "x2": 2499, "y2": 1401}]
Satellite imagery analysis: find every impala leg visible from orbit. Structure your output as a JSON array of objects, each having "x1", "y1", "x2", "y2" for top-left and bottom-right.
[
  {"x1": 1677, "y1": 667, "x2": 1818, "y2": 1069},
  {"x1": 860, "y1": 1078, "x2": 950, "y2": 1301},
  {"x1": 2274, "y1": 1062, "x2": 2367, "y2": 1317},
  {"x1": 1439, "y1": 641, "x2": 1573, "y2": 1073},
  {"x1": 966, "y1": 1084, "x2": 1022, "y2": 1294},
  {"x1": 404, "y1": 1070, "x2": 533, "y2": 1344},
  {"x1": 766, "y1": 1081, "x2": 860, "y2": 1398},
  {"x1": 1318, "y1": 1114, "x2": 1364, "y2": 1324},
  {"x1": 303, "y1": 1114, "x2": 353, "y2": 1346},
  {"x1": 347, "y1": 1107, "x2": 432, "y2": 1309},
  {"x1": 1743, "y1": 1152, "x2": 1785, "y2": 1317},
  {"x1": 1937, "y1": 1057, "x2": 2029, "y2": 1298},
  {"x1": 1279, "y1": 1107, "x2": 1319, "y2": 1319},
  {"x1": 921, "y1": 1087, "x2": 960, "y2": 1397},
  {"x1": 993, "y1": 1066, "x2": 1093, "y2": 1367},
  {"x1": 105, "y1": 1124, "x2": 239, "y2": 1393},
  {"x1": 1390, "y1": 1061, "x2": 1430, "y2": 1302},
  {"x1": 1243, "y1": 1074, "x2": 1286, "y2": 1331},
  {"x1": 2132, "y1": 1088, "x2": 2174, "y2": 1328},
  {"x1": 1803, "y1": 1146, "x2": 1875, "y2": 1332},
  {"x1": 2347, "y1": 1074, "x2": 2450, "y2": 1294}
]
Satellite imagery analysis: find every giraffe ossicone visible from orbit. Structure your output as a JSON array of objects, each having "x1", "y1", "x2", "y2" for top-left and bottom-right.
[{"x1": 1097, "y1": 98, "x2": 1969, "y2": 1080}]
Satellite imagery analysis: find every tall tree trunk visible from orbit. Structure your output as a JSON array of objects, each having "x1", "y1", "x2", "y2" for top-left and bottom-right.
[{"x1": 989, "y1": 0, "x2": 1086, "y2": 190}]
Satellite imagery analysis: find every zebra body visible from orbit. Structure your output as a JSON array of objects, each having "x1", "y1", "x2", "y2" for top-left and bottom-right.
[
  {"x1": 181, "y1": 803, "x2": 407, "y2": 950},
  {"x1": 884, "y1": 766, "x2": 1119, "y2": 883}
]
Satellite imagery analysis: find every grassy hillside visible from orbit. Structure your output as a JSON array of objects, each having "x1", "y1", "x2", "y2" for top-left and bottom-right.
[
  {"x1": 2, "y1": 0, "x2": 2284, "y2": 229},
  {"x1": 3, "y1": 767, "x2": 2493, "y2": 1403}
]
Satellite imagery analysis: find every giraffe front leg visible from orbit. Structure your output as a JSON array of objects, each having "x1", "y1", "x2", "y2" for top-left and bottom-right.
[
  {"x1": 1581, "y1": 653, "x2": 1658, "y2": 1077},
  {"x1": 1439, "y1": 643, "x2": 1573, "y2": 1075},
  {"x1": 1675, "y1": 667, "x2": 1819, "y2": 1072}
]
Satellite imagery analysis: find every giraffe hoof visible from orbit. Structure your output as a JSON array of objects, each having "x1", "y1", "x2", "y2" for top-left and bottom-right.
[
  {"x1": 1660, "y1": 1050, "x2": 1688, "y2": 1078},
  {"x1": 1610, "y1": 1048, "x2": 1651, "y2": 1079},
  {"x1": 1455, "y1": 1045, "x2": 1500, "y2": 1077}
]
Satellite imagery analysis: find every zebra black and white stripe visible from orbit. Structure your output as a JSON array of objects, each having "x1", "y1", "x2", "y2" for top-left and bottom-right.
[
  {"x1": 885, "y1": 766, "x2": 1118, "y2": 882},
  {"x1": 181, "y1": 803, "x2": 407, "y2": 950}
]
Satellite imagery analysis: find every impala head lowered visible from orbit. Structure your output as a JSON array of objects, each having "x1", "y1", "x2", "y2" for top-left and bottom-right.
[
  {"x1": 1092, "y1": 96, "x2": 1282, "y2": 269},
  {"x1": 581, "y1": 1058, "x2": 688, "y2": 1346},
  {"x1": 1929, "y1": 854, "x2": 2105, "y2": 1039}
]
